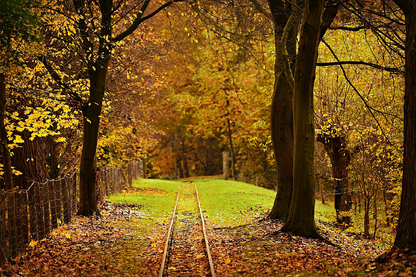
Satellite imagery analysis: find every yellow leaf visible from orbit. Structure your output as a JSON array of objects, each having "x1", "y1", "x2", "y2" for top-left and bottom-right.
[
  {"x1": 224, "y1": 258, "x2": 231, "y2": 264},
  {"x1": 29, "y1": 240, "x2": 38, "y2": 247}
]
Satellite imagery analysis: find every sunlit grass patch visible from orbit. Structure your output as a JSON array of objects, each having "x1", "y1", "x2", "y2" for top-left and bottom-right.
[
  {"x1": 193, "y1": 178, "x2": 276, "y2": 227},
  {"x1": 108, "y1": 178, "x2": 182, "y2": 219}
]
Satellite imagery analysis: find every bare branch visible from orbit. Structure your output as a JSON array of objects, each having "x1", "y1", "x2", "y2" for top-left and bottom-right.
[
  {"x1": 317, "y1": 60, "x2": 404, "y2": 74},
  {"x1": 248, "y1": 0, "x2": 272, "y2": 20},
  {"x1": 113, "y1": 0, "x2": 186, "y2": 42}
]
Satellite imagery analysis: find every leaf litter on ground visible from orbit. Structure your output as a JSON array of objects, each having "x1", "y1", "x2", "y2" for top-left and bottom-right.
[{"x1": 1, "y1": 201, "x2": 415, "y2": 276}]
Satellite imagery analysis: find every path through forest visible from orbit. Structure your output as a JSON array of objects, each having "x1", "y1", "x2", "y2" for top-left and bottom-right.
[{"x1": 1, "y1": 199, "x2": 415, "y2": 276}]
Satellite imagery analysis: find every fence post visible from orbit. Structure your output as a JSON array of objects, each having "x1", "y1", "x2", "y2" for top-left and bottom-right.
[
  {"x1": 72, "y1": 173, "x2": 77, "y2": 214},
  {"x1": 50, "y1": 181, "x2": 58, "y2": 230},
  {"x1": 27, "y1": 183, "x2": 37, "y2": 241},
  {"x1": 0, "y1": 191, "x2": 7, "y2": 264},
  {"x1": 34, "y1": 182, "x2": 44, "y2": 240},
  {"x1": 7, "y1": 191, "x2": 17, "y2": 257},
  {"x1": 43, "y1": 182, "x2": 51, "y2": 235},
  {"x1": 19, "y1": 190, "x2": 29, "y2": 246},
  {"x1": 56, "y1": 180, "x2": 63, "y2": 225},
  {"x1": 62, "y1": 177, "x2": 71, "y2": 224},
  {"x1": 128, "y1": 163, "x2": 132, "y2": 186}
]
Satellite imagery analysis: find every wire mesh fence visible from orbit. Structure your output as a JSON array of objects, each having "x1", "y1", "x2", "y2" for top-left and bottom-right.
[{"x1": 0, "y1": 160, "x2": 143, "y2": 265}]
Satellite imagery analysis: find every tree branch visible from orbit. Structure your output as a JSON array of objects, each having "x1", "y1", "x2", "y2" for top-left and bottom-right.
[
  {"x1": 113, "y1": 0, "x2": 186, "y2": 42},
  {"x1": 248, "y1": 0, "x2": 272, "y2": 20},
  {"x1": 38, "y1": 55, "x2": 84, "y2": 106},
  {"x1": 281, "y1": 12, "x2": 296, "y2": 91},
  {"x1": 317, "y1": 60, "x2": 404, "y2": 74}
]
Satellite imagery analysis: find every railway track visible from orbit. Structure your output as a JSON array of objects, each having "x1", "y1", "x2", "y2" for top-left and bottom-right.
[{"x1": 159, "y1": 182, "x2": 216, "y2": 277}]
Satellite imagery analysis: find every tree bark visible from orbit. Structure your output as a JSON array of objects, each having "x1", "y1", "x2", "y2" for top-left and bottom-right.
[
  {"x1": 227, "y1": 119, "x2": 236, "y2": 181},
  {"x1": 12, "y1": 131, "x2": 49, "y2": 189},
  {"x1": 392, "y1": 0, "x2": 416, "y2": 250},
  {"x1": 78, "y1": 63, "x2": 109, "y2": 215},
  {"x1": 0, "y1": 73, "x2": 13, "y2": 190},
  {"x1": 267, "y1": 0, "x2": 295, "y2": 222},
  {"x1": 317, "y1": 132, "x2": 352, "y2": 224},
  {"x1": 281, "y1": 0, "x2": 324, "y2": 237},
  {"x1": 223, "y1": 151, "x2": 229, "y2": 180}
]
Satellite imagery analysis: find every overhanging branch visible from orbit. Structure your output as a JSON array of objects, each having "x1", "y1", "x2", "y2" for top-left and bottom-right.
[
  {"x1": 113, "y1": 0, "x2": 186, "y2": 42},
  {"x1": 38, "y1": 55, "x2": 84, "y2": 106},
  {"x1": 317, "y1": 61, "x2": 404, "y2": 74}
]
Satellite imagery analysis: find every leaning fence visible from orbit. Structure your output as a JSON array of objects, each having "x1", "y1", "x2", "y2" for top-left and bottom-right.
[{"x1": 0, "y1": 160, "x2": 143, "y2": 265}]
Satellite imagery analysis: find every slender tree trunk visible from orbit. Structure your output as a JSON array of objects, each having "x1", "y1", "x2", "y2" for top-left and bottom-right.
[
  {"x1": 393, "y1": 0, "x2": 416, "y2": 249},
  {"x1": 364, "y1": 195, "x2": 370, "y2": 238},
  {"x1": 281, "y1": 0, "x2": 324, "y2": 238},
  {"x1": 373, "y1": 190, "x2": 378, "y2": 239},
  {"x1": 0, "y1": 73, "x2": 13, "y2": 190},
  {"x1": 223, "y1": 151, "x2": 229, "y2": 180},
  {"x1": 227, "y1": 119, "x2": 236, "y2": 181}
]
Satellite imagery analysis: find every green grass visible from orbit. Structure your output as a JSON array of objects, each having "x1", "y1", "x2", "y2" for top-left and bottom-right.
[
  {"x1": 108, "y1": 177, "x2": 341, "y2": 228},
  {"x1": 108, "y1": 178, "x2": 182, "y2": 220},
  {"x1": 192, "y1": 177, "x2": 276, "y2": 227}
]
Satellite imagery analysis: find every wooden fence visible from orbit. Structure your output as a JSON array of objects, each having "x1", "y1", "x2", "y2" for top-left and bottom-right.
[{"x1": 0, "y1": 160, "x2": 143, "y2": 265}]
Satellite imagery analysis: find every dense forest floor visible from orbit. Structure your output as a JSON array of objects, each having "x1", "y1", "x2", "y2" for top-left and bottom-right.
[{"x1": 1, "y1": 179, "x2": 416, "y2": 276}]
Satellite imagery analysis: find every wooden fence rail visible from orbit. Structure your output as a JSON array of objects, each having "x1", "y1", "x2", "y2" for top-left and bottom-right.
[{"x1": 0, "y1": 160, "x2": 143, "y2": 265}]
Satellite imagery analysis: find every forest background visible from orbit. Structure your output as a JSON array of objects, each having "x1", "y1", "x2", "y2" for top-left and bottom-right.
[{"x1": 0, "y1": 0, "x2": 414, "y2": 252}]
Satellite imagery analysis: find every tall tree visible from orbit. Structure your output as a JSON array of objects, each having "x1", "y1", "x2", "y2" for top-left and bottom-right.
[
  {"x1": 0, "y1": 0, "x2": 41, "y2": 190},
  {"x1": 279, "y1": 0, "x2": 325, "y2": 237},
  {"x1": 391, "y1": 0, "x2": 416, "y2": 250},
  {"x1": 43, "y1": 0, "x2": 184, "y2": 215},
  {"x1": 266, "y1": 0, "x2": 296, "y2": 222}
]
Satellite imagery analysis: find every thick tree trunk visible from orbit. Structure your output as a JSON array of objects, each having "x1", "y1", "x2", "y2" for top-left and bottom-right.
[
  {"x1": 269, "y1": 71, "x2": 293, "y2": 221},
  {"x1": 0, "y1": 73, "x2": 13, "y2": 190},
  {"x1": 317, "y1": 132, "x2": 352, "y2": 224},
  {"x1": 393, "y1": 0, "x2": 416, "y2": 249},
  {"x1": 267, "y1": 0, "x2": 295, "y2": 222},
  {"x1": 12, "y1": 131, "x2": 49, "y2": 188},
  {"x1": 281, "y1": 0, "x2": 324, "y2": 238},
  {"x1": 78, "y1": 63, "x2": 108, "y2": 216}
]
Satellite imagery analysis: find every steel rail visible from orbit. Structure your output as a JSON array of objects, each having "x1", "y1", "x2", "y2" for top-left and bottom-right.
[
  {"x1": 159, "y1": 183, "x2": 182, "y2": 277},
  {"x1": 194, "y1": 182, "x2": 217, "y2": 277}
]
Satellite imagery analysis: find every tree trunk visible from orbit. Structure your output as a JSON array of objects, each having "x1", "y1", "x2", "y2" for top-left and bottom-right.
[
  {"x1": 267, "y1": 0, "x2": 295, "y2": 222},
  {"x1": 0, "y1": 73, "x2": 13, "y2": 190},
  {"x1": 393, "y1": 0, "x2": 416, "y2": 249},
  {"x1": 182, "y1": 154, "x2": 189, "y2": 178},
  {"x1": 227, "y1": 119, "x2": 236, "y2": 181},
  {"x1": 364, "y1": 195, "x2": 370, "y2": 238},
  {"x1": 12, "y1": 131, "x2": 49, "y2": 188},
  {"x1": 78, "y1": 62, "x2": 109, "y2": 216},
  {"x1": 317, "y1": 132, "x2": 352, "y2": 224},
  {"x1": 223, "y1": 151, "x2": 229, "y2": 180},
  {"x1": 281, "y1": 0, "x2": 324, "y2": 238}
]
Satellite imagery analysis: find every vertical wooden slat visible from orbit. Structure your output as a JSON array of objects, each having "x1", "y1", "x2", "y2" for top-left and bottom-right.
[
  {"x1": 50, "y1": 181, "x2": 58, "y2": 229},
  {"x1": 55, "y1": 180, "x2": 62, "y2": 224},
  {"x1": 34, "y1": 182, "x2": 44, "y2": 240},
  {"x1": 7, "y1": 191, "x2": 16, "y2": 257},
  {"x1": 27, "y1": 184, "x2": 37, "y2": 240},
  {"x1": 72, "y1": 173, "x2": 77, "y2": 214},
  {"x1": 0, "y1": 191, "x2": 7, "y2": 264},
  {"x1": 43, "y1": 181, "x2": 51, "y2": 235},
  {"x1": 19, "y1": 190, "x2": 29, "y2": 246},
  {"x1": 62, "y1": 178, "x2": 71, "y2": 223}
]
